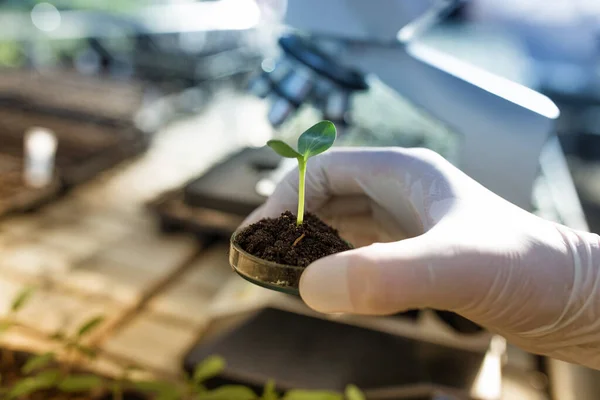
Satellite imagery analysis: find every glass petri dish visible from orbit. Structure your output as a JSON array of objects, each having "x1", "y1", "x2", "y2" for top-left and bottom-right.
[{"x1": 229, "y1": 230, "x2": 304, "y2": 296}]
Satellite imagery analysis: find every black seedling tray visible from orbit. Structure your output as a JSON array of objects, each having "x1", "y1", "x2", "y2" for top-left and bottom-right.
[
  {"x1": 0, "y1": 80, "x2": 149, "y2": 218},
  {"x1": 364, "y1": 384, "x2": 474, "y2": 399},
  {"x1": 0, "y1": 69, "x2": 147, "y2": 123},
  {"x1": 183, "y1": 308, "x2": 487, "y2": 395},
  {"x1": 148, "y1": 189, "x2": 247, "y2": 240},
  {"x1": 183, "y1": 146, "x2": 281, "y2": 216},
  {"x1": 0, "y1": 153, "x2": 61, "y2": 217},
  {"x1": 0, "y1": 96, "x2": 148, "y2": 186},
  {"x1": 2, "y1": 348, "x2": 152, "y2": 400},
  {"x1": 148, "y1": 146, "x2": 281, "y2": 239}
]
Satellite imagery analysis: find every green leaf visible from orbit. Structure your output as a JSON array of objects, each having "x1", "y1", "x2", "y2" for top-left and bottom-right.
[
  {"x1": 297, "y1": 121, "x2": 336, "y2": 160},
  {"x1": 11, "y1": 286, "x2": 35, "y2": 312},
  {"x1": 261, "y1": 380, "x2": 279, "y2": 400},
  {"x1": 134, "y1": 380, "x2": 175, "y2": 391},
  {"x1": 0, "y1": 321, "x2": 12, "y2": 335},
  {"x1": 344, "y1": 385, "x2": 365, "y2": 400},
  {"x1": 267, "y1": 140, "x2": 302, "y2": 159},
  {"x1": 75, "y1": 344, "x2": 98, "y2": 359},
  {"x1": 8, "y1": 369, "x2": 61, "y2": 398},
  {"x1": 283, "y1": 390, "x2": 343, "y2": 400},
  {"x1": 112, "y1": 382, "x2": 124, "y2": 399},
  {"x1": 134, "y1": 380, "x2": 181, "y2": 400},
  {"x1": 50, "y1": 331, "x2": 66, "y2": 341},
  {"x1": 124, "y1": 363, "x2": 142, "y2": 372},
  {"x1": 58, "y1": 374, "x2": 104, "y2": 392},
  {"x1": 21, "y1": 352, "x2": 55, "y2": 374},
  {"x1": 192, "y1": 355, "x2": 226, "y2": 385},
  {"x1": 197, "y1": 385, "x2": 257, "y2": 400},
  {"x1": 156, "y1": 391, "x2": 182, "y2": 400},
  {"x1": 76, "y1": 315, "x2": 105, "y2": 338}
]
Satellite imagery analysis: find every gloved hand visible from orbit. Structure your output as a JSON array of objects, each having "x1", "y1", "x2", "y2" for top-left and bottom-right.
[{"x1": 243, "y1": 147, "x2": 600, "y2": 370}]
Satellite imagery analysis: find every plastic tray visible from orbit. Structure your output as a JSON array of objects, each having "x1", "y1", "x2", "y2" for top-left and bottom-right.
[
  {"x1": 0, "y1": 74, "x2": 149, "y2": 218},
  {"x1": 183, "y1": 146, "x2": 281, "y2": 216},
  {"x1": 183, "y1": 308, "x2": 488, "y2": 395},
  {"x1": 148, "y1": 147, "x2": 280, "y2": 239}
]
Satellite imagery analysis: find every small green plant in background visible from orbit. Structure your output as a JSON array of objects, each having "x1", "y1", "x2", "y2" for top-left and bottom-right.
[
  {"x1": 133, "y1": 354, "x2": 366, "y2": 400},
  {"x1": 282, "y1": 384, "x2": 365, "y2": 400},
  {"x1": 0, "y1": 285, "x2": 36, "y2": 336},
  {"x1": 0, "y1": 286, "x2": 36, "y2": 368},
  {"x1": 0, "y1": 286, "x2": 108, "y2": 398},
  {"x1": 267, "y1": 121, "x2": 337, "y2": 226},
  {"x1": 0, "y1": 287, "x2": 366, "y2": 400},
  {"x1": 132, "y1": 355, "x2": 246, "y2": 399},
  {"x1": 5, "y1": 313, "x2": 107, "y2": 399}
]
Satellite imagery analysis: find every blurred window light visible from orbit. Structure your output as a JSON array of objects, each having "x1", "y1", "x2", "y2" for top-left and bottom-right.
[
  {"x1": 138, "y1": 0, "x2": 261, "y2": 33},
  {"x1": 473, "y1": 0, "x2": 600, "y2": 24},
  {"x1": 579, "y1": 0, "x2": 600, "y2": 16},
  {"x1": 31, "y1": 2, "x2": 61, "y2": 32}
]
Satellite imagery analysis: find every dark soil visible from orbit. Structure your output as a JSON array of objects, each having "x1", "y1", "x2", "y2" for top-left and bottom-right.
[{"x1": 235, "y1": 211, "x2": 352, "y2": 267}]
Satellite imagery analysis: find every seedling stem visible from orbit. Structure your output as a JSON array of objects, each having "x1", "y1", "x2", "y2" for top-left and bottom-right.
[
  {"x1": 297, "y1": 159, "x2": 307, "y2": 225},
  {"x1": 267, "y1": 121, "x2": 337, "y2": 226}
]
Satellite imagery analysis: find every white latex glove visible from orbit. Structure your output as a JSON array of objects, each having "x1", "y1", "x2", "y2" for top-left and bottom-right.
[{"x1": 243, "y1": 147, "x2": 600, "y2": 370}]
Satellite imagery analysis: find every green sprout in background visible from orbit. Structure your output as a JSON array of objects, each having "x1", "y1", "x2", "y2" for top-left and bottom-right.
[
  {"x1": 267, "y1": 121, "x2": 337, "y2": 226},
  {"x1": 0, "y1": 285, "x2": 367, "y2": 399}
]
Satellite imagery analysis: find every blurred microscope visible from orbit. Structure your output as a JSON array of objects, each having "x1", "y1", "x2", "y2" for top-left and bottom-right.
[
  {"x1": 247, "y1": 0, "x2": 586, "y2": 227},
  {"x1": 171, "y1": 0, "x2": 590, "y2": 274},
  {"x1": 179, "y1": 0, "x2": 590, "y2": 233}
]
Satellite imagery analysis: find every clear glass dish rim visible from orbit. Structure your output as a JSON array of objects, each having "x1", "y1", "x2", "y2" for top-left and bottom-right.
[{"x1": 230, "y1": 230, "x2": 307, "y2": 272}]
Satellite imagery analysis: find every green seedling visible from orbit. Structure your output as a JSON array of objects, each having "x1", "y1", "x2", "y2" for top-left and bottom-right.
[
  {"x1": 190, "y1": 355, "x2": 255, "y2": 400},
  {"x1": 51, "y1": 314, "x2": 105, "y2": 374},
  {"x1": 344, "y1": 385, "x2": 366, "y2": 400},
  {"x1": 133, "y1": 379, "x2": 183, "y2": 400},
  {"x1": 0, "y1": 287, "x2": 36, "y2": 399},
  {"x1": 0, "y1": 286, "x2": 36, "y2": 370},
  {"x1": 267, "y1": 120, "x2": 336, "y2": 225},
  {"x1": 0, "y1": 287, "x2": 368, "y2": 400},
  {"x1": 21, "y1": 352, "x2": 55, "y2": 375},
  {"x1": 10, "y1": 286, "x2": 35, "y2": 313},
  {"x1": 7, "y1": 312, "x2": 108, "y2": 398},
  {"x1": 134, "y1": 355, "x2": 230, "y2": 399},
  {"x1": 261, "y1": 380, "x2": 279, "y2": 400},
  {"x1": 7, "y1": 369, "x2": 62, "y2": 399},
  {"x1": 1, "y1": 286, "x2": 36, "y2": 336}
]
